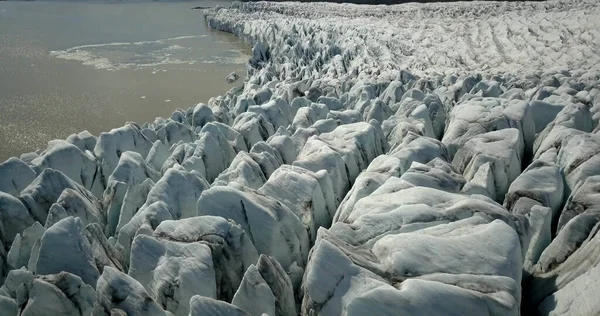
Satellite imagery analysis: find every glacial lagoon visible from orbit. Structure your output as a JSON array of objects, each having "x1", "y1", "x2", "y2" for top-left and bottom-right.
[{"x1": 0, "y1": 0, "x2": 249, "y2": 161}]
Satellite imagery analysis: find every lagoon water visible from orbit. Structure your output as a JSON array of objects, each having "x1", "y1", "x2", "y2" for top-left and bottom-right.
[{"x1": 0, "y1": 0, "x2": 249, "y2": 161}]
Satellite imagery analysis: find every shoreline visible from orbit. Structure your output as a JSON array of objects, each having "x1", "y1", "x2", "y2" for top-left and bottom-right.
[{"x1": 1, "y1": 0, "x2": 600, "y2": 315}]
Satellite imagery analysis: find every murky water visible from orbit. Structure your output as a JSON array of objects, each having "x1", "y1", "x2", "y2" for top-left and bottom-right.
[{"x1": 0, "y1": 0, "x2": 249, "y2": 161}]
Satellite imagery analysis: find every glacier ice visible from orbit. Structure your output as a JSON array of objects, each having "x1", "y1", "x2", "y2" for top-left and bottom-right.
[
  {"x1": 93, "y1": 266, "x2": 170, "y2": 316},
  {"x1": 1, "y1": 0, "x2": 600, "y2": 314},
  {"x1": 0, "y1": 158, "x2": 37, "y2": 197},
  {"x1": 17, "y1": 272, "x2": 95, "y2": 316},
  {"x1": 33, "y1": 217, "x2": 99, "y2": 287},
  {"x1": 197, "y1": 185, "x2": 309, "y2": 269},
  {"x1": 232, "y1": 255, "x2": 296, "y2": 316},
  {"x1": 129, "y1": 234, "x2": 216, "y2": 316},
  {"x1": 153, "y1": 216, "x2": 258, "y2": 301},
  {"x1": 189, "y1": 295, "x2": 249, "y2": 316}
]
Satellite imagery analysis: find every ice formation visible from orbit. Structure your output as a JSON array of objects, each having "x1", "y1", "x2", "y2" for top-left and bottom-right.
[{"x1": 1, "y1": 0, "x2": 600, "y2": 315}]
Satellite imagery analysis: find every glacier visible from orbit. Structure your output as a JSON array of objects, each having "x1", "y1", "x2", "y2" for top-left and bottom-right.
[{"x1": 1, "y1": 0, "x2": 600, "y2": 315}]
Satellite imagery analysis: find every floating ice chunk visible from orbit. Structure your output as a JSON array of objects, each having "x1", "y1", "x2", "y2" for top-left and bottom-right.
[
  {"x1": 197, "y1": 186, "x2": 309, "y2": 269},
  {"x1": 93, "y1": 266, "x2": 169, "y2": 316},
  {"x1": 227, "y1": 72, "x2": 240, "y2": 83},
  {"x1": 129, "y1": 234, "x2": 216, "y2": 316},
  {"x1": 17, "y1": 272, "x2": 95, "y2": 316},
  {"x1": 189, "y1": 296, "x2": 249, "y2": 316},
  {"x1": 0, "y1": 158, "x2": 37, "y2": 197},
  {"x1": 33, "y1": 217, "x2": 99, "y2": 287}
]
